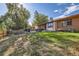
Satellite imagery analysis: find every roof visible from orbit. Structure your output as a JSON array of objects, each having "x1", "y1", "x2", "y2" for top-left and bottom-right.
[{"x1": 53, "y1": 14, "x2": 79, "y2": 21}]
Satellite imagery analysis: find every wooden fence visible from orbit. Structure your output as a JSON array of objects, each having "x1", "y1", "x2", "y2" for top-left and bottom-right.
[{"x1": 0, "y1": 31, "x2": 7, "y2": 38}]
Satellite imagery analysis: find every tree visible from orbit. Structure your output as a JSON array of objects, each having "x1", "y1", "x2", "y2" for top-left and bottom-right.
[
  {"x1": 32, "y1": 11, "x2": 48, "y2": 26},
  {"x1": 6, "y1": 3, "x2": 30, "y2": 29},
  {"x1": 0, "y1": 16, "x2": 7, "y2": 35},
  {"x1": 0, "y1": 21, "x2": 7, "y2": 33},
  {"x1": 17, "y1": 5, "x2": 30, "y2": 29},
  {"x1": 0, "y1": 15, "x2": 15, "y2": 33}
]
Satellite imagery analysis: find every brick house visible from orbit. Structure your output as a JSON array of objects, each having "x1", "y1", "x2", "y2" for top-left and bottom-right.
[
  {"x1": 35, "y1": 14, "x2": 79, "y2": 32},
  {"x1": 46, "y1": 14, "x2": 79, "y2": 31}
]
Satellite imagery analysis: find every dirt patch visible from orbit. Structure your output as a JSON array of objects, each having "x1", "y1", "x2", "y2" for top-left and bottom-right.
[{"x1": 3, "y1": 46, "x2": 15, "y2": 56}]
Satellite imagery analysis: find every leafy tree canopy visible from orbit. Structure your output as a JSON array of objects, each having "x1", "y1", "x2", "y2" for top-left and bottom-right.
[{"x1": 32, "y1": 10, "x2": 48, "y2": 26}]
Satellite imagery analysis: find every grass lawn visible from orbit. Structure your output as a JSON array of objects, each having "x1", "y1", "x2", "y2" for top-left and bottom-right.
[
  {"x1": 1, "y1": 32, "x2": 79, "y2": 56},
  {"x1": 38, "y1": 32, "x2": 79, "y2": 43},
  {"x1": 33, "y1": 32, "x2": 79, "y2": 56}
]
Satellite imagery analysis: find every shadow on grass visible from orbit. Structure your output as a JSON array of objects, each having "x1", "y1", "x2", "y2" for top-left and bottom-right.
[
  {"x1": 38, "y1": 32, "x2": 79, "y2": 46},
  {"x1": 37, "y1": 32, "x2": 79, "y2": 55},
  {"x1": 1, "y1": 32, "x2": 79, "y2": 56},
  {"x1": 22, "y1": 33, "x2": 65, "y2": 56},
  {"x1": 0, "y1": 35, "x2": 19, "y2": 55}
]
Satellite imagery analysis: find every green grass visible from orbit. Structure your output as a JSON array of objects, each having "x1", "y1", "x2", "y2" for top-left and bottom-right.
[
  {"x1": 37, "y1": 32, "x2": 79, "y2": 47},
  {"x1": 38, "y1": 32, "x2": 79, "y2": 43},
  {"x1": 33, "y1": 32, "x2": 79, "y2": 55},
  {"x1": 1, "y1": 32, "x2": 79, "y2": 56}
]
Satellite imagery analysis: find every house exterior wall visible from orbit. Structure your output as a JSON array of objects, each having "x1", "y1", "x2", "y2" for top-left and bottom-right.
[
  {"x1": 46, "y1": 25, "x2": 53, "y2": 31},
  {"x1": 35, "y1": 26, "x2": 39, "y2": 29},
  {"x1": 35, "y1": 24, "x2": 46, "y2": 30},
  {"x1": 56, "y1": 20, "x2": 65, "y2": 31},
  {"x1": 35, "y1": 14, "x2": 79, "y2": 32},
  {"x1": 38, "y1": 24, "x2": 46, "y2": 30},
  {"x1": 41, "y1": 24, "x2": 46, "y2": 30},
  {"x1": 72, "y1": 17, "x2": 79, "y2": 31},
  {"x1": 55, "y1": 16, "x2": 79, "y2": 31}
]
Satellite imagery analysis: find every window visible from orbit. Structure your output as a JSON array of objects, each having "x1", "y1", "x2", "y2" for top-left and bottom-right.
[
  {"x1": 47, "y1": 22, "x2": 53, "y2": 28},
  {"x1": 62, "y1": 21, "x2": 67, "y2": 27},
  {"x1": 62, "y1": 19, "x2": 72, "y2": 26},
  {"x1": 67, "y1": 20, "x2": 72, "y2": 25}
]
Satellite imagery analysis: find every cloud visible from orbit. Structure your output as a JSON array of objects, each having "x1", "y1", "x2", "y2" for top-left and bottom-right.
[
  {"x1": 53, "y1": 10, "x2": 59, "y2": 13},
  {"x1": 55, "y1": 4, "x2": 79, "y2": 19},
  {"x1": 64, "y1": 4, "x2": 79, "y2": 15},
  {"x1": 54, "y1": 9, "x2": 63, "y2": 14}
]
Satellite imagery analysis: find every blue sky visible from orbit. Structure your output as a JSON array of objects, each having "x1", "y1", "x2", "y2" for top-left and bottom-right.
[{"x1": 0, "y1": 3, "x2": 79, "y2": 25}]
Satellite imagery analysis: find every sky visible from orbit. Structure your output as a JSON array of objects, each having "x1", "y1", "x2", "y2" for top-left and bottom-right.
[{"x1": 0, "y1": 3, "x2": 79, "y2": 25}]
